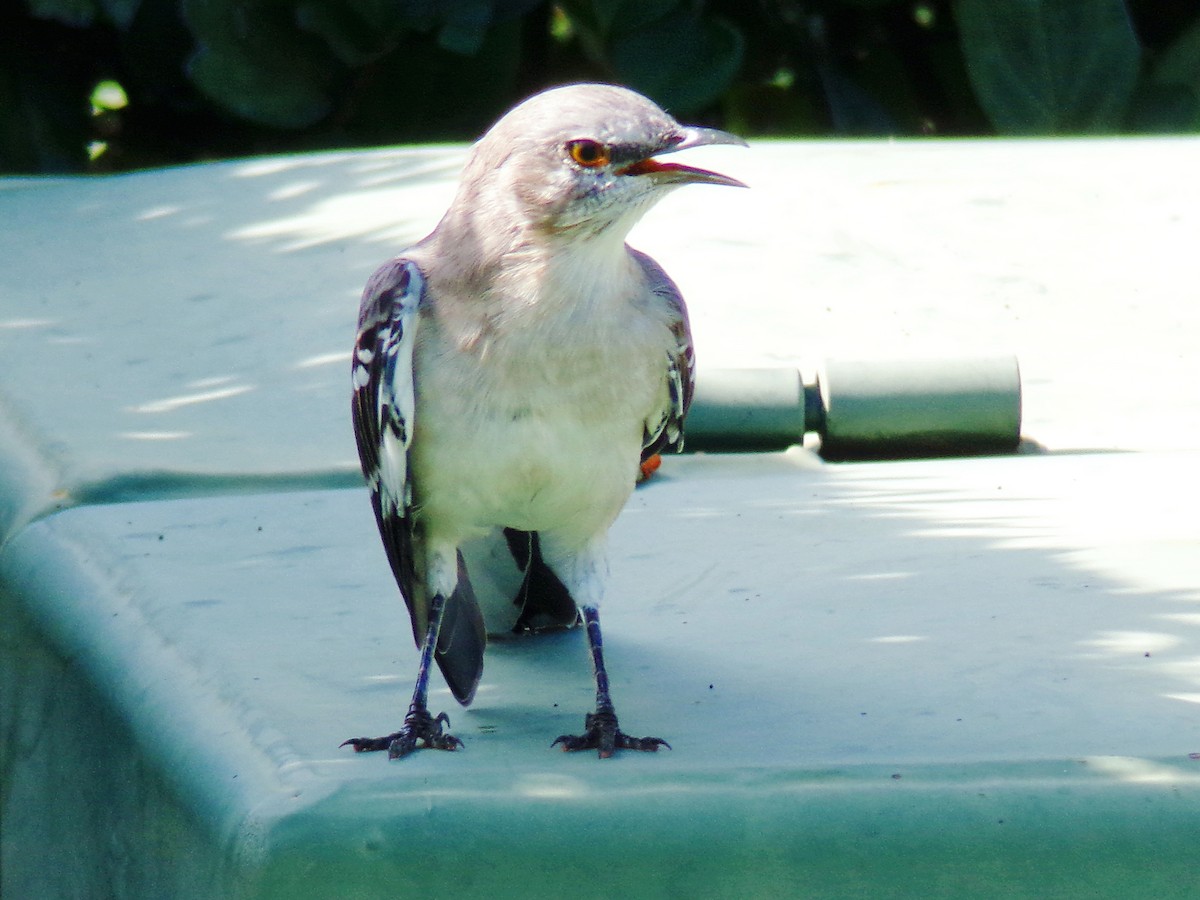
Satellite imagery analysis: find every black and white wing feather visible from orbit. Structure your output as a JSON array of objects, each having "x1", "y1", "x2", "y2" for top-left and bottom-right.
[
  {"x1": 352, "y1": 258, "x2": 423, "y2": 621},
  {"x1": 631, "y1": 248, "x2": 695, "y2": 460},
  {"x1": 352, "y1": 257, "x2": 486, "y2": 706}
]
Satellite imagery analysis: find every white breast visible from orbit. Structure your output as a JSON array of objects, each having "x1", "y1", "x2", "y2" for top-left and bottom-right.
[{"x1": 409, "y1": 252, "x2": 674, "y2": 551}]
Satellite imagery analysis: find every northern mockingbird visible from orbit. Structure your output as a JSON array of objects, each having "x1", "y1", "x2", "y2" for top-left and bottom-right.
[{"x1": 342, "y1": 83, "x2": 745, "y2": 759}]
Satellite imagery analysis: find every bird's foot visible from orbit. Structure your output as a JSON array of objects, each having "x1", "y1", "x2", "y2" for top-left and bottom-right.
[
  {"x1": 341, "y1": 706, "x2": 463, "y2": 759},
  {"x1": 552, "y1": 708, "x2": 670, "y2": 759}
]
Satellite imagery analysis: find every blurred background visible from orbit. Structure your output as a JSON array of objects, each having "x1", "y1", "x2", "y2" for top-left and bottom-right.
[{"x1": 3, "y1": 0, "x2": 1198, "y2": 175}]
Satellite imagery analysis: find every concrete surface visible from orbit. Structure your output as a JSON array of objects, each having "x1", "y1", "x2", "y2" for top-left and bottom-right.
[{"x1": 2, "y1": 136, "x2": 1199, "y2": 898}]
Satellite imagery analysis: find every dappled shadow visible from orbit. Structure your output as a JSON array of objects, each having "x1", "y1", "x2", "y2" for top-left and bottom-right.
[
  {"x1": 4, "y1": 444, "x2": 1199, "y2": 835},
  {"x1": 0, "y1": 147, "x2": 467, "y2": 525},
  {"x1": 574, "y1": 450, "x2": 1200, "y2": 771},
  {"x1": 5, "y1": 449, "x2": 1199, "y2": 900},
  {"x1": 90, "y1": 448, "x2": 1188, "y2": 778}
]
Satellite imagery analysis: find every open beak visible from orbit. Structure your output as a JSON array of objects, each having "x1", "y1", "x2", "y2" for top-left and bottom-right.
[{"x1": 619, "y1": 126, "x2": 748, "y2": 189}]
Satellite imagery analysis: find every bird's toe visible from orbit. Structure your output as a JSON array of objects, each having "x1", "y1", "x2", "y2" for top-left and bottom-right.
[
  {"x1": 342, "y1": 707, "x2": 463, "y2": 759},
  {"x1": 552, "y1": 709, "x2": 669, "y2": 759}
]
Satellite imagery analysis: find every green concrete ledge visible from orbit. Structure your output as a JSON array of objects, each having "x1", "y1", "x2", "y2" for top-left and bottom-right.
[
  {"x1": 5, "y1": 452, "x2": 1200, "y2": 896},
  {"x1": 4, "y1": 138, "x2": 1200, "y2": 896}
]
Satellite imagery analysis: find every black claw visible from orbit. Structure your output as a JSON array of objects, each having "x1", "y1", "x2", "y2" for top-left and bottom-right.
[
  {"x1": 341, "y1": 734, "x2": 399, "y2": 753},
  {"x1": 551, "y1": 709, "x2": 669, "y2": 759},
  {"x1": 342, "y1": 707, "x2": 462, "y2": 759}
]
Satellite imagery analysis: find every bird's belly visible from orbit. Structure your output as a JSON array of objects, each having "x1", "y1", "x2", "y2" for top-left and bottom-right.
[
  {"x1": 412, "y1": 398, "x2": 646, "y2": 546},
  {"x1": 409, "y1": 302, "x2": 673, "y2": 547}
]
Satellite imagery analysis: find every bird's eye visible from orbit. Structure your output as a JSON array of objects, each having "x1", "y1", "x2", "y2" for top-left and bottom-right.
[{"x1": 567, "y1": 139, "x2": 611, "y2": 168}]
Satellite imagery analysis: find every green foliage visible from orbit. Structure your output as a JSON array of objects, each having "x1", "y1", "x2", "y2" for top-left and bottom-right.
[
  {"x1": 2, "y1": 0, "x2": 1200, "y2": 174},
  {"x1": 955, "y1": 0, "x2": 1141, "y2": 133},
  {"x1": 559, "y1": 0, "x2": 743, "y2": 114},
  {"x1": 1148, "y1": 13, "x2": 1200, "y2": 128},
  {"x1": 184, "y1": 0, "x2": 340, "y2": 129},
  {"x1": 181, "y1": 0, "x2": 543, "y2": 128}
]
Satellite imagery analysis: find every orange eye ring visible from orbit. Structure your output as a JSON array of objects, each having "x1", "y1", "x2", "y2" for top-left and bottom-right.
[{"x1": 567, "y1": 139, "x2": 611, "y2": 168}]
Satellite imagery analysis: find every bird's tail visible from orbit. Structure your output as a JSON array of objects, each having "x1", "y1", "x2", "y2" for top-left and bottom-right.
[
  {"x1": 505, "y1": 529, "x2": 581, "y2": 633},
  {"x1": 434, "y1": 551, "x2": 487, "y2": 706}
]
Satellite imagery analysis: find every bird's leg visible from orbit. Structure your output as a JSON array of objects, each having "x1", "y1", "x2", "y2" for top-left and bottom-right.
[
  {"x1": 341, "y1": 590, "x2": 463, "y2": 759},
  {"x1": 552, "y1": 605, "x2": 670, "y2": 758}
]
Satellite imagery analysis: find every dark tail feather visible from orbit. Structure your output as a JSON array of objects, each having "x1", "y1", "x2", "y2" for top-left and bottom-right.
[
  {"x1": 504, "y1": 529, "x2": 580, "y2": 633},
  {"x1": 435, "y1": 551, "x2": 486, "y2": 706}
]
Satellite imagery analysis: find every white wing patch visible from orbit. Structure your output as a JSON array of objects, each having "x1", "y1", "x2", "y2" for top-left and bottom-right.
[
  {"x1": 352, "y1": 258, "x2": 424, "y2": 530},
  {"x1": 376, "y1": 289, "x2": 419, "y2": 516},
  {"x1": 663, "y1": 341, "x2": 689, "y2": 447}
]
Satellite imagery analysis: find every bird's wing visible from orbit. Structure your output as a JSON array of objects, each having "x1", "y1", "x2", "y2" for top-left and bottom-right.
[
  {"x1": 353, "y1": 257, "x2": 486, "y2": 706},
  {"x1": 353, "y1": 258, "x2": 423, "y2": 626},
  {"x1": 630, "y1": 248, "x2": 696, "y2": 459}
]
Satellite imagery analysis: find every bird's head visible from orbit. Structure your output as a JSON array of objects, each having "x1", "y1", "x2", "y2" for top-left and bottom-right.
[{"x1": 452, "y1": 83, "x2": 746, "y2": 244}]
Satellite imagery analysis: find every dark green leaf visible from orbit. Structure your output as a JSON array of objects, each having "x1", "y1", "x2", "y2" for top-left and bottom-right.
[
  {"x1": 954, "y1": 0, "x2": 1141, "y2": 133},
  {"x1": 337, "y1": 20, "x2": 523, "y2": 143},
  {"x1": 436, "y1": 0, "x2": 492, "y2": 54},
  {"x1": 558, "y1": 0, "x2": 679, "y2": 42},
  {"x1": 99, "y1": 0, "x2": 141, "y2": 29},
  {"x1": 815, "y1": 58, "x2": 898, "y2": 134},
  {"x1": 26, "y1": 0, "x2": 96, "y2": 27},
  {"x1": 1126, "y1": 80, "x2": 1198, "y2": 132},
  {"x1": 1, "y1": 11, "x2": 95, "y2": 171},
  {"x1": 609, "y1": 11, "x2": 744, "y2": 114},
  {"x1": 187, "y1": 46, "x2": 334, "y2": 129},
  {"x1": 1151, "y1": 12, "x2": 1200, "y2": 128},
  {"x1": 431, "y1": 0, "x2": 543, "y2": 55},
  {"x1": 182, "y1": 0, "x2": 342, "y2": 129},
  {"x1": 294, "y1": 0, "x2": 406, "y2": 66}
]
